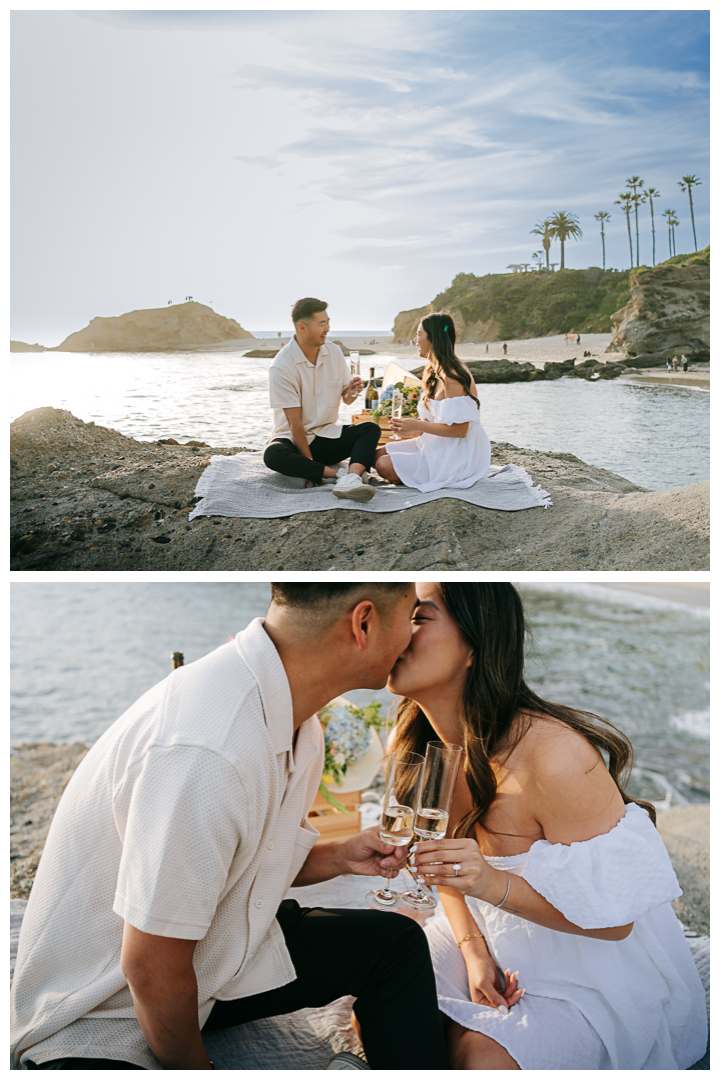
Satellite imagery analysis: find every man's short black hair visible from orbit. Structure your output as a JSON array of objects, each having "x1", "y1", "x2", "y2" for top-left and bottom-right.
[
  {"x1": 292, "y1": 297, "x2": 328, "y2": 328},
  {"x1": 271, "y1": 583, "x2": 409, "y2": 609}
]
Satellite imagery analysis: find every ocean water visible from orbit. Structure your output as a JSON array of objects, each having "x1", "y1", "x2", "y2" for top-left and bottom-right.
[
  {"x1": 9, "y1": 350, "x2": 708, "y2": 491},
  {"x1": 10, "y1": 583, "x2": 709, "y2": 807}
]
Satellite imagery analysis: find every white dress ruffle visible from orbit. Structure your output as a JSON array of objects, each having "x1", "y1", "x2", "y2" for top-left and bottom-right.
[
  {"x1": 424, "y1": 804, "x2": 707, "y2": 1070},
  {"x1": 385, "y1": 395, "x2": 491, "y2": 493}
]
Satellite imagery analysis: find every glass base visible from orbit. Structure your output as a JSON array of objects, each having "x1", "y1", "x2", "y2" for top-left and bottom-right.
[
  {"x1": 401, "y1": 889, "x2": 437, "y2": 910},
  {"x1": 366, "y1": 887, "x2": 401, "y2": 910}
]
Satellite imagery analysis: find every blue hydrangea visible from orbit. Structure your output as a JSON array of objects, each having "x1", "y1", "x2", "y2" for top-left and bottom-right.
[
  {"x1": 379, "y1": 386, "x2": 394, "y2": 403},
  {"x1": 323, "y1": 705, "x2": 372, "y2": 769}
]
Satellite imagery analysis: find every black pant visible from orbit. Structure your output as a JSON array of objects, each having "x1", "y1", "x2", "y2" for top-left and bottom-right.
[
  {"x1": 263, "y1": 423, "x2": 381, "y2": 485},
  {"x1": 205, "y1": 900, "x2": 449, "y2": 1069},
  {"x1": 28, "y1": 901, "x2": 448, "y2": 1070}
]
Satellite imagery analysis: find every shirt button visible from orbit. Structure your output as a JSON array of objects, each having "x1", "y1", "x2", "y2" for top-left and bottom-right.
[
  {"x1": 267, "y1": 841, "x2": 275, "y2": 851},
  {"x1": 255, "y1": 898, "x2": 264, "y2": 909}
]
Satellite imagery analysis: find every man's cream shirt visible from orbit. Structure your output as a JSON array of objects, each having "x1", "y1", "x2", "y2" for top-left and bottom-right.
[
  {"x1": 11, "y1": 619, "x2": 324, "y2": 1069},
  {"x1": 268, "y1": 337, "x2": 351, "y2": 443}
]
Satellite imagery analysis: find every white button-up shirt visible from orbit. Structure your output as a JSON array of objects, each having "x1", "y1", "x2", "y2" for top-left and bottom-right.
[
  {"x1": 11, "y1": 619, "x2": 325, "y2": 1070},
  {"x1": 268, "y1": 337, "x2": 351, "y2": 443}
]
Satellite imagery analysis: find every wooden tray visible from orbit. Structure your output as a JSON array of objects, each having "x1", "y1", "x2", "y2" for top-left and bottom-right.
[{"x1": 308, "y1": 788, "x2": 362, "y2": 844}]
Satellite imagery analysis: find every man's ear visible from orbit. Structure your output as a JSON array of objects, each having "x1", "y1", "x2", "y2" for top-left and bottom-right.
[{"x1": 350, "y1": 601, "x2": 375, "y2": 650}]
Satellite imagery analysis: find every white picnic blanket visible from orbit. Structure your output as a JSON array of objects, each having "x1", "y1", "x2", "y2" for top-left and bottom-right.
[{"x1": 188, "y1": 452, "x2": 552, "y2": 520}]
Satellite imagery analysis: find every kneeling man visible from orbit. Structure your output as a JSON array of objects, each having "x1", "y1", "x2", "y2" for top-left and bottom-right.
[
  {"x1": 264, "y1": 298, "x2": 380, "y2": 503},
  {"x1": 11, "y1": 583, "x2": 448, "y2": 1071}
]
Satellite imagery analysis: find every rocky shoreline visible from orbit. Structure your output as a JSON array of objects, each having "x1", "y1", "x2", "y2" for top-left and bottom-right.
[
  {"x1": 10, "y1": 408, "x2": 708, "y2": 571},
  {"x1": 10, "y1": 741, "x2": 709, "y2": 937}
]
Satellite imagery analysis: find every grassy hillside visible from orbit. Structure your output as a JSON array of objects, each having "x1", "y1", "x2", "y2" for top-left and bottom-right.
[{"x1": 430, "y1": 267, "x2": 631, "y2": 338}]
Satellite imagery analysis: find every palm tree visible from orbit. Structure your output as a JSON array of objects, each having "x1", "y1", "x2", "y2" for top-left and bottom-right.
[
  {"x1": 669, "y1": 212, "x2": 680, "y2": 257},
  {"x1": 530, "y1": 219, "x2": 553, "y2": 269},
  {"x1": 615, "y1": 193, "x2": 634, "y2": 267},
  {"x1": 645, "y1": 187, "x2": 660, "y2": 266},
  {"x1": 662, "y1": 209, "x2": 679, "y2": 258},
  {"x1": 678, "y1": 175, "x2": 701, "y2": 251},
  {"x1": 547, "y1": 211, "x2": 582, "y2": 270},
  {"x1": 594, "y1": 211, "x2": 610, "y2": 270},
  {"x1": 626, "y1": 176, "x2": 646, "y2": 265}
]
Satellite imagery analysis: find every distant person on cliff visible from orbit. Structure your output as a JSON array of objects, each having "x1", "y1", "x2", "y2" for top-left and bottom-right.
[
  {"x1": 11, "y1": 583, "x2": 450, "y2": 1071},
  {"x1": 374, "y1": 313, "x2": 491, "y2": 493},
  {"x1": 263, "y1": 298, "x2": 380, "y2": 503}
]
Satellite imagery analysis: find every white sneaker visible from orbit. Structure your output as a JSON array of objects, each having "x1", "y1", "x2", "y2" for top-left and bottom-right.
[
  {"x1": 336, "y1": 466, "x2": 370, "y2": 483},
  {"x1": 326, "y1": 1052, "x2": 370, "y2": 1070},
  {"x1": 332, "y1": 473, "x2": 376, "y2": 502}
]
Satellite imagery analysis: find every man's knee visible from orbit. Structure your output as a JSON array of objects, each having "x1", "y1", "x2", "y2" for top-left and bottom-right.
[
  {"x1": 264, "y1": 441, "x2": 285, "y2": 469},
  {"x1": 355, "y1": 421, "x2": 382, "y2": 443}
]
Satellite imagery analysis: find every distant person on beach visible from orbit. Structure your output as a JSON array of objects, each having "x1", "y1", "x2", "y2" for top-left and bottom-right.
[
  {"x1": 263, "y1": 298, "x2": 380, "y2": 503},
  {"x1": 577, "y1": 334, "x2": 581, "y2": 346},
  {"x1": 11, "y1": 584, "x2": 450, "y2": 1071},
  {"x1": 391, "y1": 581, "x2": 707, "y2": 1069},
  {"x1": 503, "y1": 342, "x2": 508, "y2": 355},
  {"x1": 485, "y1": 343, "x2": 489, "y2": 353},
  {"x1": 667, "y1": 356, "x2": 673, "y2": 372},
  {"x1": 374, "y1": 313, "x2": 491, "y2": 493},
  {"x1": 682, "y1": 354, "x2": 689, "y2": 372},
  {"x1": 672, "y1": 355, "x2": 678, "y2": 372}
]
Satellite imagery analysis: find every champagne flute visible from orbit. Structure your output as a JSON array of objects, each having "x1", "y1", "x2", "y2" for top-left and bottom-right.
[
  {"x1": 401, "y1": 740, "x2": 463, "y2": 910},
  {"x1": 350, "y1": 352, "x2": 361, "y2": 379},
  {"x1": 366, "y1": 751, "x2": 424, "y2": 910},
  {"x1": 388, "y1": 387, "x2": 404, "y2": 440}
]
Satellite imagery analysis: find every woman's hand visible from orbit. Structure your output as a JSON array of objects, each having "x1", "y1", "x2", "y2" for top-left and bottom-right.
[
  {"x1": 411, "y1": 838, "x2": 505, "y2": 902},
  {"x1": 463, "y1": 945, "x2": 524, "y2": 1012},
  {"x1": 389, "y1": 416, "x2": 423, "y2": 436}
]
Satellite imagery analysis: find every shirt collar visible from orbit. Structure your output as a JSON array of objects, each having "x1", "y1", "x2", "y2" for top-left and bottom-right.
[
  {"x1": 234, "y1": 617, "x2": 294, "y2": 757},
  {"x1": 290, "y1": 336, "x2": 329, "y2": 367}
]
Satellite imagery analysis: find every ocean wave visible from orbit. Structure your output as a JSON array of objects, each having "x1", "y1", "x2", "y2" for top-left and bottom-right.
[
  {"x1": 669, "y1": 709, "x2": 710, "y2": 740},
  {"x1": 519, "y1": 583, "x2": 709, "y2": 618}
]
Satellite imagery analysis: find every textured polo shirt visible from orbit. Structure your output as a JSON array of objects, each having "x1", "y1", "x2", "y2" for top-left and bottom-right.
[
  {"x1": 268, "y1": 337, "x2": 351, "y2": 443},
  {"x1": 11, "y1": 619, "x2": 324, "y2": 1070}
]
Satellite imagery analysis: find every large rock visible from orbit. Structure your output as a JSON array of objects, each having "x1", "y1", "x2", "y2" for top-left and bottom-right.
[
  {"x1": 392, "y1": 305, "x2": 500, "y2": 345},
  {"x1": 53, "y1": 301, "x2": 255, "y2": 353},
  {"x1": 608, "y1": 260, "x2": 709, "y2": 362},
  {"x1": 411, "y1": 358, "x2": 545, "y2": 383},
  {"x1": 10, "y1": 341, "x2": 47, "y2": 352}
]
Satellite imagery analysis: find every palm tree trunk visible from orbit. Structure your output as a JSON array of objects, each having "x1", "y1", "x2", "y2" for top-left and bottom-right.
[
  {"x1": 544, "y1": 238, "x2": 550, "y2": 270},
  {"x1": 668, "y1": 224, "x2": 672, "y2": 258},
  {"x1": 688, "y1": 189, "x2": 697, "y2": 251},
  {"x1": 650, "y1": 204, "x2": 656, "y2": 266},
  {"x1": 601, "y1": 227, "x2": 606, "y2": 271},
  {"x1": 625, "y1": 210, "x2": 634, "y2": 267},
  {"x1": 634, "y1": 206, "x2": 640, "y2": 265},
  {"x1": 560, "y1": 238, "x2": 565, "y2": 270}
]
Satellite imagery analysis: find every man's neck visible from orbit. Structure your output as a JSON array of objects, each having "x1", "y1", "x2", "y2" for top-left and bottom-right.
[{"x1": 295, "y1": 334, "x2": 321, "y2": 366}]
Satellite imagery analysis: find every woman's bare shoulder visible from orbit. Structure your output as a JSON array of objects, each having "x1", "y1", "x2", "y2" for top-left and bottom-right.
[{"x1": 443, "y1": 369, "x2": 478, "y2": 399}]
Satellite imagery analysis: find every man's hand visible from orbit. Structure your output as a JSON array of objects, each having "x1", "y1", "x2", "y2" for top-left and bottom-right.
[
  {"x1": 342, "y1": 377, "x2": 364, "y2": 403},
  {"x1": 340, "y1": 826, "x2": 409, "y2": 878}
]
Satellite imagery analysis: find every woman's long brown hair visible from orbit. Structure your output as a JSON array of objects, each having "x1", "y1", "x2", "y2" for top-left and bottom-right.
[
  {"x1": 420, "y1": 312, "x2": 480, "y2": 410},
  {"x1": 392, "y1": 583, "x2": 656, "y2": 839}
]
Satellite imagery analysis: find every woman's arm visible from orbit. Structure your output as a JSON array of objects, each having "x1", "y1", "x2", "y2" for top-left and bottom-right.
[
  {"x1": 415, "y1": 725, "x2": 634, "y2": 941},
  {"x1": 389, "y1": 417, "x2": 470, "y2": 438},
  {"x1": 437, "y1": 886, "x2": 522, "y2": 1010}
]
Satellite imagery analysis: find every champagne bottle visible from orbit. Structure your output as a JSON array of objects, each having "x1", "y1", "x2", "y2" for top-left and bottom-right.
[
  {"x1": 172, "y1": 652, "x2": 184, "y2": 669},
  {"x1": 364, "y1": 367, "x2": 379, "y2": 411}
]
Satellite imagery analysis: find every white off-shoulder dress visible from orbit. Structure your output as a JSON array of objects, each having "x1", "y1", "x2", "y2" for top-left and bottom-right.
[
  {"x1": 424, "y1": 804, "x2": 707, "y2": 1070},
  {"x1": 385, "y1": 395, "x2": 491, "y2": 492}
]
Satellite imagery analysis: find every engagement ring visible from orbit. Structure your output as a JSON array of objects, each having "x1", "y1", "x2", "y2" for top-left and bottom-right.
[{"x1": 453, "y1": 863, "x2": 462, "y2": 876}]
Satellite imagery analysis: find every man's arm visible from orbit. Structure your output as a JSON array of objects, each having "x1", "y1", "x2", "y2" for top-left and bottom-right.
[
  {"x1": 283, "y1": 407, "x2": 314, "y2": 458},
  {"x1": 292, "y1": 826, "x2": 408, "y2": 887},
  {"x1": 121, "y1": 923, "x2": 213, "y2": 1070}
]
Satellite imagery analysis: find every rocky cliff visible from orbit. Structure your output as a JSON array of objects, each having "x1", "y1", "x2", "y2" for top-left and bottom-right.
[
  {"x1": 393, "y1": 268, "x2": 631, "y2": 344},
  {"x1": 608, "y1": 249, "x2": 710, "y2": 362},
  {"x1": 52, "y1": 302, "x2": 254, "y2": 352}
]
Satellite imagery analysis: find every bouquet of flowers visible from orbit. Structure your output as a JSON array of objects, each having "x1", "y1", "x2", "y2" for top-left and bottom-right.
[
  {"x1": 318, "y1": 700, "x2": 385, "y2": 812},
  {"x1": 371, "y1": 382, "x2": 420, "y2": 423}
]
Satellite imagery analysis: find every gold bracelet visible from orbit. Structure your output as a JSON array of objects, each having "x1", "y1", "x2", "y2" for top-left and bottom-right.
[{"x1": 457, "y1": 933, "x2": 486, "y2": 949}]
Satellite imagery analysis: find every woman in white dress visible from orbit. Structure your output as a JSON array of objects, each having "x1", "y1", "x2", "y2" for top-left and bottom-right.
[
  {"x1": 374, "y1": 313, "x2": 491, "y2": 491},
  {"x1": 387, "y1": 583, "x2": 707, "y2": 1070}
]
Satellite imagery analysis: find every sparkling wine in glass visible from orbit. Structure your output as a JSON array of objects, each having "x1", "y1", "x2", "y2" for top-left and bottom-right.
[
  {"x1": 366, "y1": 751, "x2": 424, "y2": 910},
  {"x1": 389, "y1": 387, "x2": 404, "y2": 440},
  {"x1": 350, "y1": 353, "x2": 361, "y2": 379},
  {"x1": 402, "y1": 740, "x2": 463, "y2": 910}
]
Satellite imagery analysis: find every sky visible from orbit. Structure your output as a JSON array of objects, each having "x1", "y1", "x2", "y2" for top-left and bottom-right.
[{"x1": 11, "y1": 9, "x2": 709, "y2": 344}]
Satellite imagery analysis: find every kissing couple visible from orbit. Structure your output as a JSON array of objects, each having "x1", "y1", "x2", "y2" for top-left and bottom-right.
[
  {"x1": 263, "y1": 298, "x2": 492, "y2": 502},
  {"x1": 11, "y1": 583, "x2": 705, "y2": 1070}
]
